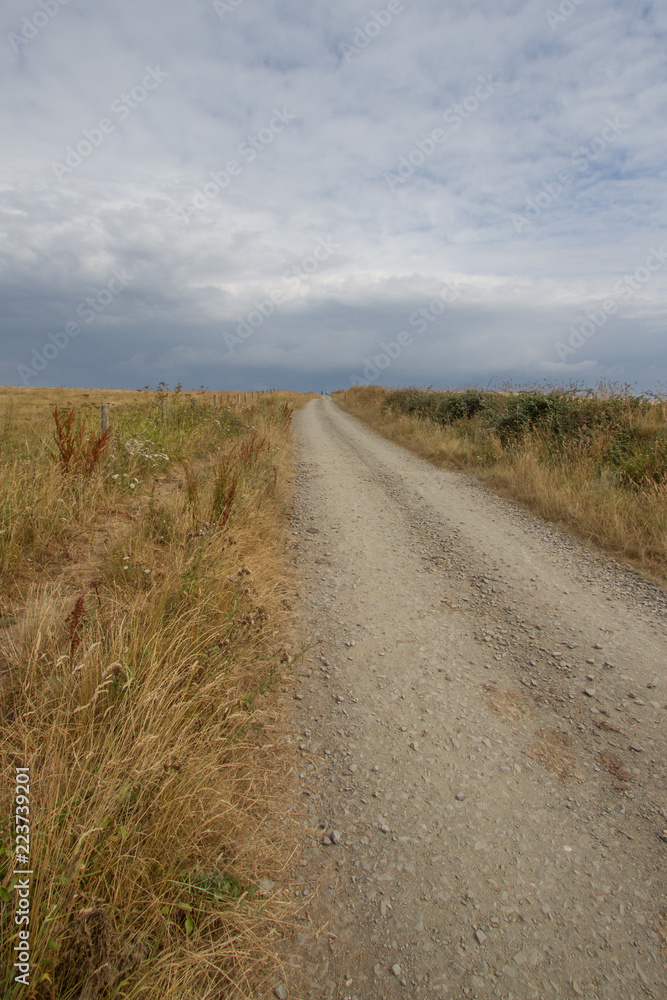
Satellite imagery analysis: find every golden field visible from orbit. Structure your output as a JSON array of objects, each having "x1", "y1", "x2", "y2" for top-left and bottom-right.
[{"x1": 0, "y1": 386, "x2": 314, "y2": 999}]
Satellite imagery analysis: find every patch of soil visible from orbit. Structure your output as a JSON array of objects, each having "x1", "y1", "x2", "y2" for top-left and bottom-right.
[
  {"x1": 528, "y1": 728, "x2": 576, "y2": 780},
  {"x1": 598, "y1": 749, "x2": 633, "y2": 784},
  {"x1": 484, "y1": 685, "x2": 531, "y2": 720}
]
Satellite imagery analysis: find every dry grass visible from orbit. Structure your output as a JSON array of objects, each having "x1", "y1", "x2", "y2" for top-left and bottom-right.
[
  {"x1": 655, "y1": 912, "x2": 667, "y2": 956},
  {"x1": 0, "y1": 387, "x2": 314, "y2": 999},
  {"x1": 335, "y1": 385, "x2": 667, "y2": 585},
  {"x1": 483, "y1": 686, "x2": 531, "y2": 721},
  {"x1": 598, "y1": 750, "x2": 633, "y2": 785},
  {"x1": 528, "y1": 729, "x2": 575, "y2": 781}
]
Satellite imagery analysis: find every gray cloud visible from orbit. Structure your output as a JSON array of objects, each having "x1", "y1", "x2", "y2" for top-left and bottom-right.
[{"x1": 1, "y1": 0, "x2": 666, "y2": 391}]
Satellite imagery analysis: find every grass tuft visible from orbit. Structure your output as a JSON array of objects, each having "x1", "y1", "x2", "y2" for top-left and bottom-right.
[{"x1": 52, "y1": 406, "x2": 111, "y2": 477}]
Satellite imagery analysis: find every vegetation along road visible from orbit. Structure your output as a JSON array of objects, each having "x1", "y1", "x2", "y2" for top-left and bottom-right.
[{"x1": 284, "y1": 396, "x2": 667, "y2": 1000}]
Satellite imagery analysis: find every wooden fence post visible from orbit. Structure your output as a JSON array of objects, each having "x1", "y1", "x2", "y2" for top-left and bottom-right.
[
  {"x1": 161, "y1": 399, "x2": 167, "y2": 425},
  {"x1": 101, "y1": 404, "x2": 109, "y2": 432}
]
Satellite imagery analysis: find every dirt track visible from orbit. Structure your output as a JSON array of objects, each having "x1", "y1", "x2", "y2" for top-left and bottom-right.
[{"x1": 283, "y1": 397, "x2": 667, "y2": 1000}]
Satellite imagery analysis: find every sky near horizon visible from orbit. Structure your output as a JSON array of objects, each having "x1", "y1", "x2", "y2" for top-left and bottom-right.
[{"x1": 1, "y1": 0, "x2": 666, "y2": 392}]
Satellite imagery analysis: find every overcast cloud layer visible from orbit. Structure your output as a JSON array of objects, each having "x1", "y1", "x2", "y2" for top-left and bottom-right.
[{"x1": 1, "y1": 0, "x2": 666, "y2": 392}]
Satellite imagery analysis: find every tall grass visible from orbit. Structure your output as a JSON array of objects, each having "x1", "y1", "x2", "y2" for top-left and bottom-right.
[
  {"x1": 335, "y1": 384, "x2": 667, "y2": 583},
  {"x1": 0, "y1": 388, "x2": 308, "y2": 999}
]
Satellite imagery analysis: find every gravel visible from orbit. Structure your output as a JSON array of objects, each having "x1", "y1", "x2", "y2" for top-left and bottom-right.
[{"x1": 280, "y1": 398, "x2": 667, "y2": 1000}]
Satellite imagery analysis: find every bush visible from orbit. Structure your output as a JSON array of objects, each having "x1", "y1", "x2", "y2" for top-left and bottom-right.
[{"x1": 607, "y1": 427, "x2": 667, "y2": 486}]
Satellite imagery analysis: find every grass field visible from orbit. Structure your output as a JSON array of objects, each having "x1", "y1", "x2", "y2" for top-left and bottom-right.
[
  {"x1": 335, "y1": 384, "x2": 667, "y2": 585},
  {"x1": 0, "y1": 386, "x2": 312, "y2": 999}
]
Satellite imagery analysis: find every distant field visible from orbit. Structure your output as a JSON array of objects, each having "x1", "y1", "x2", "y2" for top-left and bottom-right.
[
  {"x1": 336, "y1": 385, "x2": 667, "y2": 584},
  {"x1": 0, "y1": 385, "x2": 273, "y2": 440},
  {"x1": 0, "y1": 386, "x2": 311, "y2": 999}
]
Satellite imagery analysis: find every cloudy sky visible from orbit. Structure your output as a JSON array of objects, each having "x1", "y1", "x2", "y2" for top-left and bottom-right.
[{"x1": 1, "y1": 0, "x2": 666, "y2": 392}]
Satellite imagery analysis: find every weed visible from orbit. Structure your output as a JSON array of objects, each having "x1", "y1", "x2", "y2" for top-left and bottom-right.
[
  {"x1": 281, "y1": 402, "x2": 293, "y2": 426},
  {"x1": 212, "y1": 461, "x2": 240, "y2": 526},
  {"x1": 147, "y1": 494, "x2": 177, "y2": 544},
  {"x1": 607, "y1": 427, "x2": 667, "y2": 486},
  {"x1": 52, "y1": 406, "x2": 110, "y2": 475},
  {"x1": 236, "y1": 433, "x2": 269, "y2": 469},
  {"x1": 182, "y1": 460, "x2": 200, "y2": 517},
  {"x1": 65, "y1": 581, "x2": 101, "y2": 660}
]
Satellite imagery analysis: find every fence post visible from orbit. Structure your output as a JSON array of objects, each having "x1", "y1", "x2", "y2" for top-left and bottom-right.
[
  {"x1": 161, "y1": 399, "x2": 167, "y2": 425},
  {"x1": 101, "y1": 404, "x2": 109, "y2": 432},
  {"x1": 213, "y1": 393, "x2": 218, "y2": 407},
  {"x1": 237, "y1": 393, "x2": 240, "y2": 404},
  {"x1": 244, "y1": 392, "x2": 247, "y2": 403}
]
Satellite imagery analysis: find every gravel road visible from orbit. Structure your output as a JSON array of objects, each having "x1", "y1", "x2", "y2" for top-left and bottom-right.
[{"x1": 282, "y1": 397, "x2": 667, "y2": 1000}]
